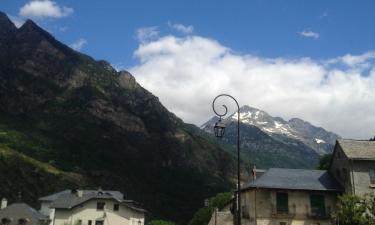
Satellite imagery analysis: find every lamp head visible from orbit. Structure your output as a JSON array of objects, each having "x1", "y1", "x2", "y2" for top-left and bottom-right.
[{"x1": 214, "y1": 119, "x2": 226, "y2": 138}]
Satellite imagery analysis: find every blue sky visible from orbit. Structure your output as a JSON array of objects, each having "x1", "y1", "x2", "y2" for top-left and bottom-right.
[
  {"x1": 1, "y1": 0, "x2": 375, "y2": 138},
  {"x1": 2, "y1": 0, "x2": 375, "y2": 66}
]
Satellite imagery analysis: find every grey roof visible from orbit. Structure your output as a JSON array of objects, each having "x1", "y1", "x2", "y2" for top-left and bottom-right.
[
  {"x1": 243, "y1": 168, "x2": 343, "y2": 192},
  {"x1": 338, "y1": 139, "x2": 375, "y2": 160},
  {"x1": 39, "y1": 189, "x2": 123, "y2": 202},
  {"x1": 45, "y1": 189, "x2": 146, "y2": 213},
  {"x1": 0, "y1": 203, "x2": 48, "y2": 225}
]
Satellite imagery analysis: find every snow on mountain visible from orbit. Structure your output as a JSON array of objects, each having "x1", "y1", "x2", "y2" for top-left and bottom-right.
[{"x1": 204, "y1": 105, "x2": 340, "y2": 155}]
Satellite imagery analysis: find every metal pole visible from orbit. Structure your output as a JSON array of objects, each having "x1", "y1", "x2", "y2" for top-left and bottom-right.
[
  {"x1": 237, "y1": 104, "x2": 241, "y2": 225},
  {"x1": 212, "y1": 94, "x2": 241, "y2": 225}
]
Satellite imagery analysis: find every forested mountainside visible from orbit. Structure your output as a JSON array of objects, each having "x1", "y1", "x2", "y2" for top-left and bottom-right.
[{"x1": 0, "y1": 12, "x2": 234, "y2": 223}]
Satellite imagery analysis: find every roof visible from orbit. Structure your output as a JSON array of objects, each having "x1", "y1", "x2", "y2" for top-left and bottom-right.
[
  {"x1": 337, "y1": 139, "x2": 375, "y2": 160},
  {"x1": 0, "y1": 203, "x2": 48, "y2": 225},
  {"x1": 39, "y1": 189, "x2": 123, "y2": 201},
  {"x1": 43, "y1": 189, "x2": 146, "y2": 213},
  {"x1": 242, "y1": 168, "x2": 343, "y2": 192}
]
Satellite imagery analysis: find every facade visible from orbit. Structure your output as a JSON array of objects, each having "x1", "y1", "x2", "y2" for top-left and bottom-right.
[
  {"x1": 0, "y1": 199, "x2": 49, "y2": 225},
  {"x1": 240, "y1": 168, "x2": 342, "y2": 225},
  {"x1": 39, "y1": 190, "x2": 145, "y2": 225},
  {"x1": 329, "y1": 139, "x2": 375, "y2": 196}
]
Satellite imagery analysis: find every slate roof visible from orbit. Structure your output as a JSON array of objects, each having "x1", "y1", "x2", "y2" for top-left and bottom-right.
[
  {"x1": 242, "y1": 168, "x2": 343, "y2": 192},
  {"x1": 42, "y1": 189, "x2": 146, "y2": 212},
  {"x1": 0, "y1": 203, "x2": 48, "y2": 225},
  {"x1": 39, "y1": 189, "x2": 123, "y2": 202},
  {"x1": 337, "y1": 139, "x2": 375, "y2": 160}
]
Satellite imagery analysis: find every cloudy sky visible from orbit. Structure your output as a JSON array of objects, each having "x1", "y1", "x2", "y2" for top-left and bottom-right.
[{"x1": 1, "y1": 0, "x2": 375, "y2": 138}]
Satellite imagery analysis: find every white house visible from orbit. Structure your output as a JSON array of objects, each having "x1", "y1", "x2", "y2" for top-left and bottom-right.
[{"x1": 39, "y1": 189, "x2": 146, "y2": 225}]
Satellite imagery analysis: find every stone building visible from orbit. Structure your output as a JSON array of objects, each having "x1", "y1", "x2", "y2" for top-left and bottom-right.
[
  {"x1": 329, "y1": 139, "x2": 375, "y2": 196},
  {"x1": 239, "y1": 168, "x2": 342, "y2": 225}
]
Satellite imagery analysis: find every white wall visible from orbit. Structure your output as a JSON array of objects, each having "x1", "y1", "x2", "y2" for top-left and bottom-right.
[{"x1": 53, "y1": 199, "x2": 144, "y2": 225}]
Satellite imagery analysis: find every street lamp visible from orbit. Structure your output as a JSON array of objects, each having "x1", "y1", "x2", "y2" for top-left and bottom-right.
[
  {"x1": 212, "y1": 94, "x2": 241, "y2": 225},
  {"x1": 214, "y1": 118, "x2": 226, "y2": 138}
]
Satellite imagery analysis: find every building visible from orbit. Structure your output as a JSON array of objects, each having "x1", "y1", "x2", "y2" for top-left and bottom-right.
[
  {"x1": 208, "y1": 139, "x2": 375, "y2": 225},
  {"x1": 240, "y1": 168, "x2": 342, "y2": 225},
  {"x1": 0, "y1": 198, "x2": 49, "y2": 225},
  {"x1": 39, "y1": 189, "x2": 146, "y2": 225},
  {"x1": 329, "y1": 139, "x2": 375, "y2": 196}
]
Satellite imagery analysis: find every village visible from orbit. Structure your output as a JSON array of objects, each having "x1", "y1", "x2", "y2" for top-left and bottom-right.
[
  {"x1": 1, "y1": 1, "x2": 375, "y2": 225},
  {"x1": 1, "y1": 139, "x2": 374, "y2": 225}
]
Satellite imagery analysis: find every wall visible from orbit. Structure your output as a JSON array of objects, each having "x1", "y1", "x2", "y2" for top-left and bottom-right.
[
  {"x1": 329, "y1": 145, "x2": 352, "y2": 193},
  {"x1": 352, "y1": 160, "x2": 375, "y2": 196},
  {"x1": 53, "y1": 199, "x2": 144, "y2": 225},
  {"x1": 40, "y1": 201, "x2": 55, "y2": 225},
  {"x1": 241, "y1": 189, "x2": 337, "y2": 225}
]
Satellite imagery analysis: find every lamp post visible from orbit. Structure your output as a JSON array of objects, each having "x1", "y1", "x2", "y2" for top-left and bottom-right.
[{"x1": 212, "y1": 94, "x2": 241, "y2": 225}]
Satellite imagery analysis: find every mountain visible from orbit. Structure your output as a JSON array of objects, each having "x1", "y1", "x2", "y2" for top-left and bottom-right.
[
  {"x1": 201, "y1": 105, "x2": 340, "y2": 169},
  {"x1": 0, "y1": 12, "x2": 234, "y2": 223}
]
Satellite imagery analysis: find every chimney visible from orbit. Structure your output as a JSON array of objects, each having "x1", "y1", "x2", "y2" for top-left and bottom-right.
[
  {"x1": 77, "y1": 190, "x2": 83, "y2": 198},
  {"x1": 1, "y1": 198, "x2": 7, "y2": 209}
]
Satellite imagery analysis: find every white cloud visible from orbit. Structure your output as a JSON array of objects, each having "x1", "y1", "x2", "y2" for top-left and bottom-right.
[
  {"x1": 299, "y1": 29, "x2": 320, "y2": 39},
  {"x1": 69, "y1": 38, "x2": 87, "y2": 51},
  {"x1": 340, "y1": 52, "x2": 375, "y2": 67},
  {"x1": 129, "y1": 35, "x2": 375, "y2": 139},
  {"x1": 8, "y1": 15, "x2": 25, "y2": 28},
  {"x1": 136, "y1": 26, "x2": 159, "y2": 43},
  {"x1": 19, "y1": 0, "x2": 73, "y2": 19},
  {"x1": 168, "y1": 22, "x2": 194, "y2": 34}
]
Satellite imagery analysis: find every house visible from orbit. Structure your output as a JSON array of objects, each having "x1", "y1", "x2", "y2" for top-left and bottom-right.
[
  {"x1": 240, "y1": 168, "x2": 342, "y2": 225},
  {"x1": 0, "y1": 198, "x2": 49, "y2": 225},
  {"x1": 208, "y1": 139, "x2": 375, "y2": 225},
  {"x1": 329, "y1": 139, "x2": 375, "y2": 196},
  {"x1": 39, "y1": 189, "x2": 146, "y2": 225}
]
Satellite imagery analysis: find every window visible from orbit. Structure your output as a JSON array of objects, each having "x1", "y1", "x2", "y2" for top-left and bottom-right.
[
  {"x1": 97, "y1": 202, "x2": 105, "y2": 210},
  {"x1": 279, "y1": 222, "x2": 287, "y2": 225},
  {"x1": 114, "y1": 204, "x2": 119, "y2": 211},
  {"x1": 369, "y1": 170, "x2": 375, "y2": 185},
  {"x1": 88, "y1": 221, "x2": 92, "y2": 225},
  {"x1": 95, "y1": 221, "x2": 103, "y2": 225},
  {"x1": 276, "y1": 192, "x2": 288, "y2": 214},
  {"x1": 310, "y1": 194, "x2": 326, "y2": 217},
  {"x1": 77, "y1": 220, "x2": 82, "y2": 225},
  {"x1": 18, "y1": 219, "x2": 27, "y2": 225}
]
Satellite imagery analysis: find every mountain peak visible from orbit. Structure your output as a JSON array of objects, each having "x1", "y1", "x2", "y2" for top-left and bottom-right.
[{"x1": 0, "y1": 11, "x2": 17, "y2": 40}]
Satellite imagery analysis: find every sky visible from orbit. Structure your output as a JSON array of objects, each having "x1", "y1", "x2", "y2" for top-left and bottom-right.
[{"x1": 1, "y1": 0, "x2": 375, "y2": 139}]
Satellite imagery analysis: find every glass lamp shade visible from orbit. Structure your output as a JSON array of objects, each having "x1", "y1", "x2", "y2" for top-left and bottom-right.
[{"x1": 214, "y1": 120, "x2": 226, "y2": 138}]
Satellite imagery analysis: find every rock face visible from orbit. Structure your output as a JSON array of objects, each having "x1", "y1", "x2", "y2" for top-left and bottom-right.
[
  {"x1": 0, "y1": 12, "x2": 234, "y2": 223},
  {"x1": 201, "y1": 106, "x2": 340, "y2": 169}
]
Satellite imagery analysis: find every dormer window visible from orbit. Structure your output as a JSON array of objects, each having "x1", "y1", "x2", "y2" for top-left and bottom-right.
[
  {"x1": 1, "y1": 218, "x2": 11, "y2": 225},
  {"x1": 97, "y1": 202, "x2": 105, "y2": 211},
  {"x1": 18, "y1": 218, "x2": 28, "y2": 225}
]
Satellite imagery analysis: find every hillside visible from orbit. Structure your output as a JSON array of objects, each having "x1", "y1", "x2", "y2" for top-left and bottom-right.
[{"x1": 0, "y1": 12, "x2": 234, "y2": 223}]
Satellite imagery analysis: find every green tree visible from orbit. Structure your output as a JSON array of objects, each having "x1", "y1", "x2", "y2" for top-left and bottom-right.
[
  {"x1": 188, "y1": 192, "x2": 232, "y2": 225},
  {"x1": 332, "y1": 194, "x2": 375, "y2": 225},
  {"x1": 317, "y1": 154, "x2": 332, "y2": 170}
]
